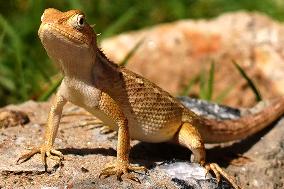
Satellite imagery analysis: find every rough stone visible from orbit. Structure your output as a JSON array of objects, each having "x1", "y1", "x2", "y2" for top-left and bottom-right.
[
  {"x1": 101, "y1": 12, "x2": 284, "y2": 107},
  {"x1": 0, "y1": 101, "x2": 283, "y2": 188}
]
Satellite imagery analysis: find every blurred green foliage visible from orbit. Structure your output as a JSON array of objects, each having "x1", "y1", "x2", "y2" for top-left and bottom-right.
[{"x1": 0, "y1": 0, "x2": 283, "y2": 106}]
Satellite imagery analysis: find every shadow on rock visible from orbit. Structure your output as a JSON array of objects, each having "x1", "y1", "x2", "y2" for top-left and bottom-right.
[{"x1": 59, "y1": 147, "x2": 117, "y2": 157}]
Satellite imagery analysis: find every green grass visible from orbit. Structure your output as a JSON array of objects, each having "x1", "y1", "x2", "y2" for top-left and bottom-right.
[
  {"x1": 199, "y1": 62, "x2": 215, "y2": 101},
  {"x1": 119, "y1": 37, "x2": 145, "y2": 67},
  {"x1": 0, "y1": 0, "x2": 282, "y2": 106},
  {"x1": 233, "y1": 60, "x2": 262, "y2": 101},
  {"x1": 179, "y1": 60, "x2": 261, "y2": 103}
]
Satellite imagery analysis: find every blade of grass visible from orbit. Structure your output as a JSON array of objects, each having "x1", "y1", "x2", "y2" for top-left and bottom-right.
[
  {"x1": 215, "y1": 85, "x2": 234, "y2": 103},
  {"x1": 0, "y1": 76, "x2": 15, "y2": 91},
  {"x1": 233, "y1": 60, "x2": 262, "y2": 101},
  {"x1": 0, "y1": 31, "x2": 5, "y2": 49},
  {"x1": 25, "y1": 58, "x2": 53, "y2": 83},
  {"x1": 199, "y1": 62, "x2": 215, "y2": 101},
  {"x1": 179, "y1": 75, "x2": 199, "y2": 96},
  {"x1": 206, "y1": 61, "x2": 215, "y2": 100},
  {"x1": 101, "y1": 7, "x2": 137, "y2": 38},
  {"x1": 38, "y1": 76, "x2": 63, "y2": 101},
  {"x1": 119, "y1": 37, "x2": 145, "y2": 66},
  {"x1": 0, "y1": 62, "x2": 13, "y2": 77},
  {"x1": 199, "y1": 69, "x2": 207, "y2": 100},
  {"x1": 0, "y1": 15, "x2": 22, "y2": 71},
  {"x1": 0, "y1": 14, "x2": 26, "y2": 99}
]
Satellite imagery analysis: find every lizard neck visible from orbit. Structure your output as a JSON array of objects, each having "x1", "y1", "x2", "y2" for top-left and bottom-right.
[
  {"x1": 44, "y1": 41, "x2": 95, "y2": 83},
  {"x1": 61, "y1": 57, "x2": 93, "y2": 83},
  {"x1": 92, "y1": 48, "x2": 126, "y2": 100}
]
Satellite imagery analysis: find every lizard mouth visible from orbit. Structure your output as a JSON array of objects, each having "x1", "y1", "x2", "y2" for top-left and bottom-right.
[{"x1": 38, "y1": 23, "x2": 88, "y2": 45}]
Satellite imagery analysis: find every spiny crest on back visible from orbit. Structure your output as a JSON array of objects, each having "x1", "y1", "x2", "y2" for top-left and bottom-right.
[{"x1": 97, "y1": 47, "x2": 119, "y2": 68}]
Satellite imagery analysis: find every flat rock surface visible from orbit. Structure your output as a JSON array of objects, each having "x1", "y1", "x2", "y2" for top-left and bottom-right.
[{"x1": 0, "y1": 101, "x2": 283, "y2": 188}]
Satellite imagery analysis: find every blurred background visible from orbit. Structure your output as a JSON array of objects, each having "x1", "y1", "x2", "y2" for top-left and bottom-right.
[{"x1": 0, "y1": 0, "x2": 284, "y2": 107}]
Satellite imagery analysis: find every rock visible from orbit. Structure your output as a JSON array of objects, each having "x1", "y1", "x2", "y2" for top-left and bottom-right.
[
  {"x1": 101, "y1": 11, "x2": 284, "y2": 107},
  {"x1": 158, "y1": 161, "x2": 231, "y2": 189},
  {"x1": 0, "y1": 109, "x2": 29, "y2": 128},
  {"x1": 178, "y1": 96, "x2": 241, "y2": 120},
  {"x1": 0, "y1": 101, "x2": 283, "y2": 188}
]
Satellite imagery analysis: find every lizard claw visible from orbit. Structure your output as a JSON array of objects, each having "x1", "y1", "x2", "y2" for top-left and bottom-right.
[
  {"x1": 99, "y1": 161, "x2": 146, "y2": 183},
  {"x1": 17, "y1": 147, "x2": 41, "y2": 164},
  {"x1": 204, "y1": 163, "x2": 242, "y2": 189},
  {"x1": 17, "y1": 145, "x2": 63, "y2": 171}
]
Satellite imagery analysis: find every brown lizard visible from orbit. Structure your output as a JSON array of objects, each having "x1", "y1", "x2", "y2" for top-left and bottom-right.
[{"x1": 17, "y1": 8, "x2": 284, "y2": 189}]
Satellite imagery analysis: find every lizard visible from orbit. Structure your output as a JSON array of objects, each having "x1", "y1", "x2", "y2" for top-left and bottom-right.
[{"x1": 17, "y1": 8, "x2": 284, "y2": 189}]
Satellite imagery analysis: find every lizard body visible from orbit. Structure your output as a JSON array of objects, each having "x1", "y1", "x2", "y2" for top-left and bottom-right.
[{"x1": 18, "y1": 9, "x2": 284, "y2": 189}]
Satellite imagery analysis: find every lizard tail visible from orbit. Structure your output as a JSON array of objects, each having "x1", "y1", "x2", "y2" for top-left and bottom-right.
[{"x1": 198, "y1": 96, "x2": 284, "y2": 143}]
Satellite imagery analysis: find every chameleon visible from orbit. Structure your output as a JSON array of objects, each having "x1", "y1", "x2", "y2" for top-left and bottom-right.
[{"x1": 17, "y1": 8, "x2": 284, "y2": 189}]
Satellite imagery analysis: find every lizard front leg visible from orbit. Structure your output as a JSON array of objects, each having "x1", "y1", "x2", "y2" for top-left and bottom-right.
[
  {"x1": 99, "y1": 116, "x2": 145, "y2": 182},
  {"x1": 98, "y1": 93, "x2": 146, "y2": 181},
  {"x1": 17, "y1": 93, "x2": 67, "y2": 171},
  {"x1": 175, "y1": 122, "x2": 242, "y2": 189}
]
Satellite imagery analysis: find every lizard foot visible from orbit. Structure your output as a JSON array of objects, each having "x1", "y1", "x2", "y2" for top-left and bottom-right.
[
  {"x1": 204, "y1": 163, "x2": 242, "y2": 189},
  {"x1": 17, "y1": 145, "x2": 63, "y2": 171},
  {"x1": 99, "y1": 161, "x2": 147, "y2": 183}
]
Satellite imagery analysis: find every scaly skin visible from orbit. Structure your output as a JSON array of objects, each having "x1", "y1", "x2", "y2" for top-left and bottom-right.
[{"x1": 17, "y1": 8, "x2": 284, "y2": 189}]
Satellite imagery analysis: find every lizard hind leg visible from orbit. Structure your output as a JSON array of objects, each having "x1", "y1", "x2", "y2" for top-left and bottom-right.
[{"x1": 174, "y1": 122, "x2": 241, "y2": 189}]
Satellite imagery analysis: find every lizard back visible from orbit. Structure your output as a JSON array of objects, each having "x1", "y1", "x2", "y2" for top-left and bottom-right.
[
  {"x1": 93, "y1": 52, "x2": 199, "y2": 142},
  {"x1": 120, "y1": 68, "x2": 197, "y2": 142}
]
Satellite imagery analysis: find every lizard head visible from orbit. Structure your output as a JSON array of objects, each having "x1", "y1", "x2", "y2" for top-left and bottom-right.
[
  {"x1": 39, "y1": 8, "x2": 96, "y2": 46},
  {"x1": 38, "y1": 8, "x2": 98, "y2": 75}
]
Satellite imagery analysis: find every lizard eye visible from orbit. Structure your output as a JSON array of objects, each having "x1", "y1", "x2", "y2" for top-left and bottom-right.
[{"x1": 77, "y1": 14, "x2": 85, "y2": 28}]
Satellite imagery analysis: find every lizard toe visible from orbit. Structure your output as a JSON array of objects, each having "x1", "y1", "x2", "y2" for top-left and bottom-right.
[
  {"x1": 204, "y1": 163, "x2": 242, "y2": 189},
  {"x1": 99, "y1": 163, "x2": 116, "y2": 178},
  {"x1": 40, "y1": 146, "x2": 63, "y2": 170},
  {"x1": 17, "y1": 147, "x2": 41, "y2": 164},
  {"x1": 99, "y1": 161, "x2": 146, "y2": 182},
  {"x1": 17, "y1": 145, "x2": 64, "y2": 172}
]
